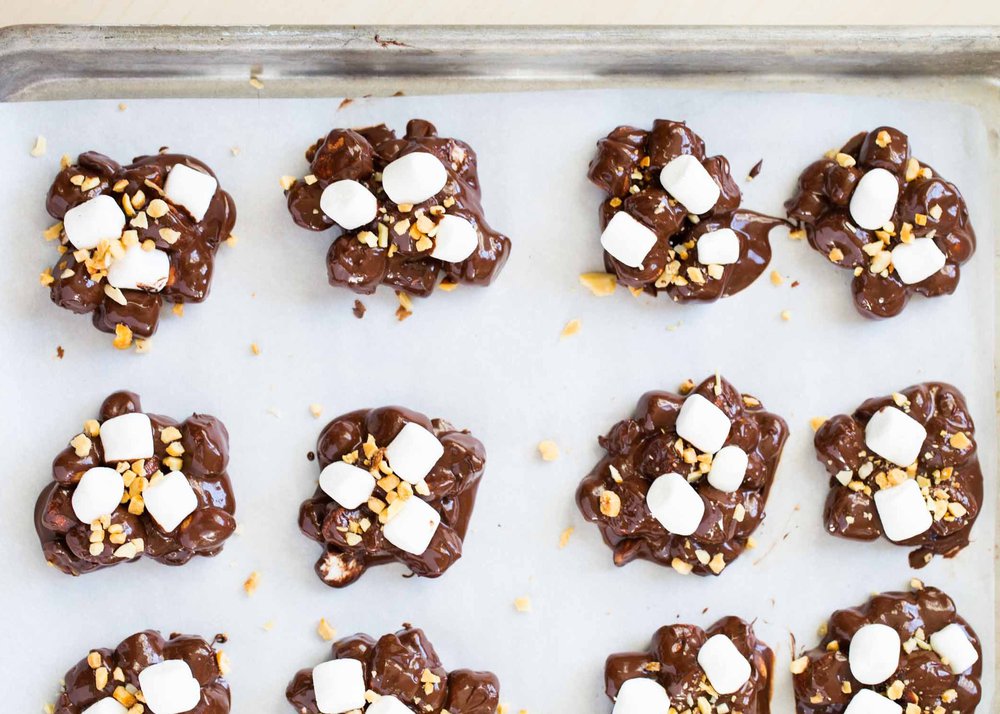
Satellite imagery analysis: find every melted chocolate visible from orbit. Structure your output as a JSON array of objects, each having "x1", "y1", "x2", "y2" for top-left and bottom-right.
[
  {"x1": 588, "y1": 120, "x2": 785, "y2": 301},
  {"x1": 55, "y1": 630, "x2": 230, "y2": 714},
  {"x1": 298, "y1": 406, "x2": 486, "y2": 588},
  {"x1": 814, "y1": 382, "x2": 982, "y2": 568},
  {"x1": 34, "y1": 391, "x2": 237, "y2": 575},
  {"x1": 785, "y1": 126, "x2": 976, "y2": 319},
  {"x1": 605, "y1": 617, "x2": 773, "y2": 714},
  {"x1": 45, "y1": 151, "x2": 236, "y2": 339},
  {"x1": 285, "y1": 119, "x2": 510, "y2": 297},
  {"x1": 287, "y1": 625, "x2": 499, "y2": 714},
  {"x1": 793, "y1": 584, "x2": 982, "y2": 713}
]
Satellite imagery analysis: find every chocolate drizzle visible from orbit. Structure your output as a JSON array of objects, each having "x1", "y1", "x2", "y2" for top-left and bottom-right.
[
  {"x1": 286, "y1": 625, "x2": 500, "y2": 714},
  {"x1": 785, "y1": 126, "x2": 976, "y2": 318},
  {"x1": 588, "y1": 120, "x2": 785, "y2": 301},
  {"x1": 814, "y1": 382, "x2": 982, "y2": 568},
  {"x1": 285, "y1": 119, "x2": 511, "y2": 297},
  {"x1": 34, "y1": 390, "x2": 236, "y2": 575},
  {"x1": 45, "y1": 152, "x2": 236, "y2": 339},
  {"x1": 576, "y1": 376, "x2": 788, "y2": 576},
  {"x1": 298, "y1": 406, "x2": 486, "y2": 588},
  {"x1": 793, "y1": 584, "x2": 982, "y2": 714},
  {"x1": 605, "y1": 617, "x2": 773, "y2": 714}
]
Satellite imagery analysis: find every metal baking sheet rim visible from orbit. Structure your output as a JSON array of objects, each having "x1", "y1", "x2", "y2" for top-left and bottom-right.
[{"x1": 2, "y1": 22, "x2": 999, "y2": 705}]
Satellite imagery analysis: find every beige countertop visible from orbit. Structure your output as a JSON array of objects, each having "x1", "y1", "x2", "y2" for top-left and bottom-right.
[{"x1": 1, "y1": 0, "x2": 998, "y2": 26}]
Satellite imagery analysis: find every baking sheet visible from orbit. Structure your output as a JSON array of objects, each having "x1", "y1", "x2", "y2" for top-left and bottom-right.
[{"x1": 0, "y1": 88, "x2": 994, "y2": 712}]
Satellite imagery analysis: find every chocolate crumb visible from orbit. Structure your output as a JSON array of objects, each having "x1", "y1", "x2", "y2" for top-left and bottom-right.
[
  {"x1": 338, "y1": 98, "x2": 354, "y2": 111},
  {"x1": 748, "y1": 158, "x2": 764, "y2": 180},
  {"x1": 56, "y1": 345, "x2": 64, "y2": 359},
  {"x1": 307, "y1": 451, "x2": 316, "y2": 461},
  {"x1": 352, "y1": 299, "x2": 366, "y2": 319}
]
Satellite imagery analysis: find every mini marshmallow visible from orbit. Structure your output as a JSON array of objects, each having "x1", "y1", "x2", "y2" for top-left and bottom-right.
[
  {"x1": 864, "y1": 406, "x2": 926, "y2": 467},
  {"x1": 143, "y1": 472, "x2": 198, "y2": 533},
  {"x1": 611, "y1": 677, "x2": 671, "y2": 714},
  {"x1": 319, "y1": 461, "x2": 376, "y2": 510},
  {"x1": 107, "y1": 246, "x2": 170, "y2": 292},
  {"x1": 367, "y1": 695, "x2": 414, "y2": 714},
  {"x1": 930, "y1": 623, "x2": 979, "y2": 675},
  {"x1": 431, "y1": 214, "x2": 479, "y2": 263},
  {"x1": 312, "y1": 658, "x2": 366, "y2": 714},
  {"x1": 381, "y1": 152, "x2": 448, "y2": 205},
  {"x1": 707, "y1": 445, "x2": 749, "y2": 492},
  {"x1": 383, "y1": 496, "x2": 442, "y2": 555},
  {"x1": 164, "y1": 163, "x2": 218, "y2": 222},
  {"x1": 100, "y1": 412, "x2": 154, "y2": 463},
  {"x1": 696, "y1": 228, "x2": 740, "y2": 265},
  {"x1": 891, "y1": 238, "x2": 946, "y2": 285},
  {"x1": 659, "y1": 154, "x2": 721, "y2": 215},
  {"x1": 599, "y1": 211, "x2": 658, "y2": 269},
  {"x1": 849, "y1": 624, "x2": 901, "y2": 685},
  {"x1": 873, "y1": 479, "x2": 933, "y2": 542},
  {"x1": 697, "y1": 634, "x2": 752, "y2": 695},
  {"x1": 63, "y1": 194, "x2": 126, "y2": 250},
  {"x1": 72, "y1": 467, "x2": 125, "y2": 525},
  {"x1": 137, "y1": 660, "x2": 201, "y2": 714},
  {"x1": 319, "y1": 179, "x2": 378, "y2": 230},
  {"x1": 82, "y1": 699, "x2": 128, "y2": 714},
  {"x1": 850, "y1": 168, "x2": 899, "y2": 230},
  {"x1": 844, "y1": 689, "x2": 903, "y2": 714},
  {"x1": 384, "y1": 422, "x2": 444, "y2": 484},
  {"x1": 646, "y1": 472, "x2": 705, "y2": 537},
  {"x1": 676, "y1": 394, "x2": 731, "y2": 454}
]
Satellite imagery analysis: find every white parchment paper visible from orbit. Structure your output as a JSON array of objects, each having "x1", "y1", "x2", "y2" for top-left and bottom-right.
[{"x1": 0, "y1": 89, "x2": 994, "y2": 713}]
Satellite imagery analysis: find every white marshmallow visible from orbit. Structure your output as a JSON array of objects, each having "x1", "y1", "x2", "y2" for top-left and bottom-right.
[
  {"x1": 659, "y1": 154, "x2": 720, "y2": 215},
  {"x1": 143, "y1": 472, "x2": 198, "y2": 533},
  {"x1": 431, "y1": 214, "x2": 479, "y2": 263},
  {"x1": 164, "y1": 163, "x2": 218, "y2": 222},
  {"x1": 367, "y1": 695, "x2": 414, "y2": 714},
  {"x1": 696, "y1": 228, "x2": 740, "y2": 265},
  {"x1": 599, "y1": 211, "x2": 658, "y2": 268},
  {"x1": 72, "y1": 467, "x2": 125, "y2": 525},
  {"x1": 611, "y1": 677, "x2": 671, "y2": 714},
  {"x1": 107, "y1": 247, "x2": 170, "y2": 292},
  {"x1": 63, "y1": 195, "x2": 126, "y2": 250},
  {"x1": 319, "y1": 180, "x2": 378, "y2": 230},
  {"x1": 646, "y1": 472, "x2": 705, "y2": 537},
  {"x1": 137, "y1": 660, "x2": 201, "y2": 714},
  {"x1": 930, "y1": 623, "x2": 979, "y2": 675},
  {"x1": 384, "y1": 422, "x2": 444, "y2": 484},
  {"x1": 849, "y1": 624, "x2": 901, "y2": 685},
  {"x1": 383, "y1": 496, "x2": 442, "y2": 555},
  {"x1": 319, "y1": 461, "x2": 376, "y2": 510},
  {"x1": 707, "y1": 445, "x2": 749, "y2": 492},
  {"x1": 844, "y1": 689, "x2": 903, "y2": 714},
  {"x1": 381, "y1": 152, "x2": 448, "y2": 205},
  {"x1": 312, "y1": 658, "x2": 366, "y2": 714},
  {"x1": 82, "y1": 699, "x2": 128, "y2": 714},
  {"x1": 697, "y1": 634, "x2": 752, "y2": 695},
  {"x1": 100, "y1": 412, "x2": 154, "y2": 463},
  {"x1": 891, "y1": 238, "x2": 946, "y2": 285},
  {"x1": 676, "y1": 394, "x2": 731, "y2": 454},
  {"x1": 873, "y1": 479, "x2": 933, "y2": 542},
  {"x1": 850, "y1": 168, "x2": 899, "y2": 230},
  {"x1": 864, "y1": 406, "x2": 926, "y2": 467}
]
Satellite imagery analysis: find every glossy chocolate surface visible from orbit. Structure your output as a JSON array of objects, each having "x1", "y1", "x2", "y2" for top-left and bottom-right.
[
  {"x1": 55, "y1": 630, "x2": 230, "y2": 714},
  {"x1": 588, "y1": 120, "x2": 784, "y2": 301},
  {"x1": 285, "y1": 119, "x2": 510, "y2": 297},
  {"x1": 35, "y1": 390, "x2": 237, "y2": 575},
  {"x1": 298, "y1": 406, "x2": 486, "y2": 588},
  {"x1": 45, "y1": 151, "x2": 236, "y2": 339},
  {"x1": 576, "y1": 376, "x2": 788, "y2": 575},
  {"x1": 785, "y1": 126, "x2": 976, "y2": 319},
  {"x1": 814, "y1": 382, "x2": 982, "y2": 568},
  {"x1": 605, "y1": 617, "x2": 773, "y2": 714},
  {"x1": 793, "y1": 584, "x2": 982, "y2": 713},
  {"x1": 287, "y1": 625, "x2": 500, "y2": 714}
]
